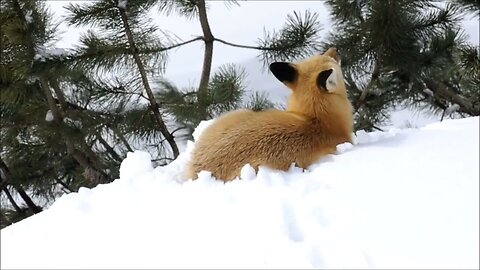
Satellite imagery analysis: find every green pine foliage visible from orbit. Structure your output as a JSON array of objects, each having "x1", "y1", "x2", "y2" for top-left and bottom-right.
[
  {"x1": 65, "y1": 0, "x2": 181, "y2": 159},
  {"x1": 157, "y1": 64, "x2": 277, "y2": 139},
  {"x1": 453, "y1": 0, "x2": 480, "y2": 14},
  {"x1": 258, "y1": 10, "x2": 322, "y2": 66},
  {"x1": 1, "y1": 0, "x2": 132, "y2": 223},
  {"x1": 323, "y1": 0, "x2": 479, "y2": 131}
]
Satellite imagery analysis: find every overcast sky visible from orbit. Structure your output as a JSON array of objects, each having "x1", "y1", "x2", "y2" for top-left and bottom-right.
[{"x1": 47, "y1": 1, "x2": 479, "y2": 88}]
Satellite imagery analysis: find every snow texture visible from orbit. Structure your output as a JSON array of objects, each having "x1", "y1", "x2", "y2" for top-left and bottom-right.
[
  {"x1": 118, "y1": 0, "x2": 127, "y2": 9},
  {"x1": 445, "y1": 103, "x2": 460, "y2": 116},
  {"x1": 34, "y1": 46, "x2": 69, "y2": 61},
  {"x1": 45, "y1": 110, "x2": 53, "y2": 122},
  {"x1": 63, "y1": 117, "x2": 82, "y2": 129},
  {"x1": 24, "y1": 10, "x2": 33, "y2": 24},
  {"x1": 423, "y1": 88, "x2": 434, "y2": 96},
  {"x1": 1, "y1": 117, "x2": 479, "y2": 269}
]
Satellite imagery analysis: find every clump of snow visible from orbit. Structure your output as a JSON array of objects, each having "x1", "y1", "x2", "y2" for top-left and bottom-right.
[
  {"x1": 1, "y1": 117, "x2": 478, "y2": 269},
  {"x1": 34, "y1": 46, "x2": 69, "y2": 61},
  {"x1": 45, "y1": 110, "x2": 53, "y2": 122},
  {"x1": 353, "y1": 127, "x2": 399, "y2": 144},
  {"x1": 119, "y1": 151, "x2": 153, "y2": 180},
  {"x1": 444, "y1": 103, "x2": 460, "y2": 117},
  {"x1": 192, "y1": 119, "x2": 214, "y2": 141},
  {"x1": 240, "y1": 163, "x2": 256, "y2": 180},
  {"x1": 335, "y1": 142, "x2": 354, "y2": 153},
  {"x1": 118, "y1": 0, "x2": 127, "y2": 9},
  {"x1": 63, "y1": 117, "x2": 82, "y2": 129},
  {"x1": 25, "y1": 76, "x2": 40, "y2": 84},
  {"x1": 423, "y1": 88, "x2": 434, "y2": 96},
  {"x1": 24, "y1": 10, "x2": 33, "y2": 24}
]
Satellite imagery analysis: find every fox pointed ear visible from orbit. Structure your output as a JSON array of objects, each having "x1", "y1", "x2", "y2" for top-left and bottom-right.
[
  {"x1": 317, "y1": 69, "x2": 334, "y2": 91},
  {"x1": 269, "y1": 62, "x2": 297, "y2": 84},
  {"x1": 324, "y1": 47, "x2": 340, "y2": 64}
]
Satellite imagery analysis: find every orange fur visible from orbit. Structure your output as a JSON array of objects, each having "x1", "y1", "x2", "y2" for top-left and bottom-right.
[{"x1": 187, "y1": 48, "x2": 353, "y2": 181}]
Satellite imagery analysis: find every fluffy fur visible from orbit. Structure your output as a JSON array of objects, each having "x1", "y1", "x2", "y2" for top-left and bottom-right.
[{"x1": 187, "y1": 48, "x2": 353, "y2": 181}]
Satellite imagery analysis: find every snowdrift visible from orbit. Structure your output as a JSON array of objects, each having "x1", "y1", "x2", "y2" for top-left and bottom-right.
[{"x1": 1, "y1": 117, "x2": 479, "y2": 269}]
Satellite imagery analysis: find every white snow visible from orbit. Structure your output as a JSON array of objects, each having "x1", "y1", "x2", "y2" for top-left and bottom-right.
[
  {"x1": 117, "y1": 0, "x2": 127, "y2": 10},
  {"x1": 33, "y1": 46, "x2": 69, "y2": 61},
  {"x1": 423, "y1": 88, "x2": 434, "y2": 96},
  {"x1": 24, "y1": 10, "x2": 33, "y2": 24},
  {"x1": 45, "y1": 110, "x2": 53, "y2": 122},
  {"x1": 1, "y1": 116, "x2": 479, "y2": 269},
  {"x1": 445, "y1": 103, "x2": 461, "y2": 116},
  {"x1": 63, "y1": 117, "x2": 82, "y2": 129}
]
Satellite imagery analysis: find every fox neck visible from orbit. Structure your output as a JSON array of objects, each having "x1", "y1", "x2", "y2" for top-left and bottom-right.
[{"x1": 287, "y1": 94, "x2": 354, "y2": 143}]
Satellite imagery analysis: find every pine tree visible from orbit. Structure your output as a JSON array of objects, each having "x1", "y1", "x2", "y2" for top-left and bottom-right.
[
  {"x1": 65, "y1": 0, "x2": 180, "y2": 159},
  {"x1": 1, "y1": 0, "x2": 133, "y2": 226},
  {"x1": 323, "y1": 0, "x2": 479, "y2": 131},
  {"x1": 156, "y1": 0, "x2": 322, "y2": 137}
]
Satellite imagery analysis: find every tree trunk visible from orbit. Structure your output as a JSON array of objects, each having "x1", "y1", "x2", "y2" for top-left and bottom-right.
[
  {"x1": 0, "y1": 160, "x2": 23, "y2": 213},
  {"x1": 110, "y1": 126, "x2": 134, "y2": 152},
  {"x1": 354, "y1": 47, "x2": 384, "y2": 112},
  {"x1": 49, "y1": 81, "x2": 108, "y2": 172},
  {"x1": 56, "y1": 179, "x2": 73, "y2": 193},
  {"x1": 97, "y1": 134, "x2": 123, "y2": 162},
  {"x1": 197, "y1": 0, "x2": 215, "y2": 95},
  {"x1": 118, "y1": 7, "x2": 179, "y2": 159},
  {"x1": 14, "y1": 186, "x2": 42, "y2": 214},
  {"x1": 13, "y1": 186, "x2": 42, "y2": 214},
  {"x1": 0, "y1": 156, "x2": 42, "y2": 214},
  {"x1": 39, "y1": 77, "x2": 110, "y2": 184}
]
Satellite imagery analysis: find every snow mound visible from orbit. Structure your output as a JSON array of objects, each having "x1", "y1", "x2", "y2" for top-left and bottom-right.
[{"x1": 1, "y1": 117, "x2": 479, "y2": 269}]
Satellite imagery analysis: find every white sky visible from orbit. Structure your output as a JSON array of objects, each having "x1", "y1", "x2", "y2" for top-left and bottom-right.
[
  {"x1": 47, "y1": 1, "x2": 331, "y2": 83},
  {"x1": 46, "y1": 0, "x2": 479, "y2": 87}
]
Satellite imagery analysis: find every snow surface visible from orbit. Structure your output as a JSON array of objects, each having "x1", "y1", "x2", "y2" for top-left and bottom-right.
[{"x1": 1, "y1": 117, "x2": 479, "y2": 269}]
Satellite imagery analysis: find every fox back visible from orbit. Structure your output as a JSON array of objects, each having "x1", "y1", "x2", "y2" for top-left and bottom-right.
[{"x1": 187, "y1": 48, "x2": 353, "y2": 181}]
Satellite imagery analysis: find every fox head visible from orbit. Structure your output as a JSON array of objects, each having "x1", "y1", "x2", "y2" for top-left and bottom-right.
[{"x1": 269, "y1": 47, "x2": 352, "y2": 119}]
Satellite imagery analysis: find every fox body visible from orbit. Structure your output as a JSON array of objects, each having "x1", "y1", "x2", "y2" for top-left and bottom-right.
[{"x1": 187, "y1": 48, "x2": 353, "y2": 181}]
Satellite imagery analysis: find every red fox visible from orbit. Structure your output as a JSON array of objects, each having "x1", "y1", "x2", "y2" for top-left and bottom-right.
[{"x1": 187, "y1": 48, "x2": 354, "y2": 181}]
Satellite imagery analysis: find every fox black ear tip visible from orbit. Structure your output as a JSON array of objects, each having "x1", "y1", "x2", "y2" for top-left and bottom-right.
[
  {"x1": 269, "y1": 62, "x2": 280, "y2": 71},
  {"x1": 269, "y1": 62, "x2": 297, "y2": 83}
]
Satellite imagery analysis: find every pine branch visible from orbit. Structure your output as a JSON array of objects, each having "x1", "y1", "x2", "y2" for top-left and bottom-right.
[
  {"x1": 1, "y1": 158, "x2": 42, "y2": 213},
  {"x1": 158, "y1": 0, "x2": 199, "y2": 19},
  {"x1": 96, "y1": 134, "x2": 123, "y2": 163},
  {"x1": 109, "y1": 125, "x2": 134, "y2": 152},
  {"x1": 2, "y1": 187, "x2": 22, "y2": 213},
  {"x1": 354, "y1": 52, "x2": 383, "y2": 113},
  {"x1": 55, "y1": 179, "x2": 73, "y2": 193},
  {"x1": 117, "y1": 5, "x2": 179, "y2": 158},
  {"x1": 39, "y1": 77, "x2": 110, "y2": 184},
  {"x1": 257, "y1": 10, "x2": 322, "y2": 65},
  {"x1": 70, "y1": 36, "x2": 203, "y2": 64},
  {"x1": 13, "y1": 185, "x2": 42, "y2": 214},
  {"x1": 425, "y1": 79, "x2": 479, "y2": 115}
]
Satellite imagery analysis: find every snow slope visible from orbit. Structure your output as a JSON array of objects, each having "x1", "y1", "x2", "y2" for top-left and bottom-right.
[{"x1": 1, "y1": 117, "x2": 479, "y2": 269}]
